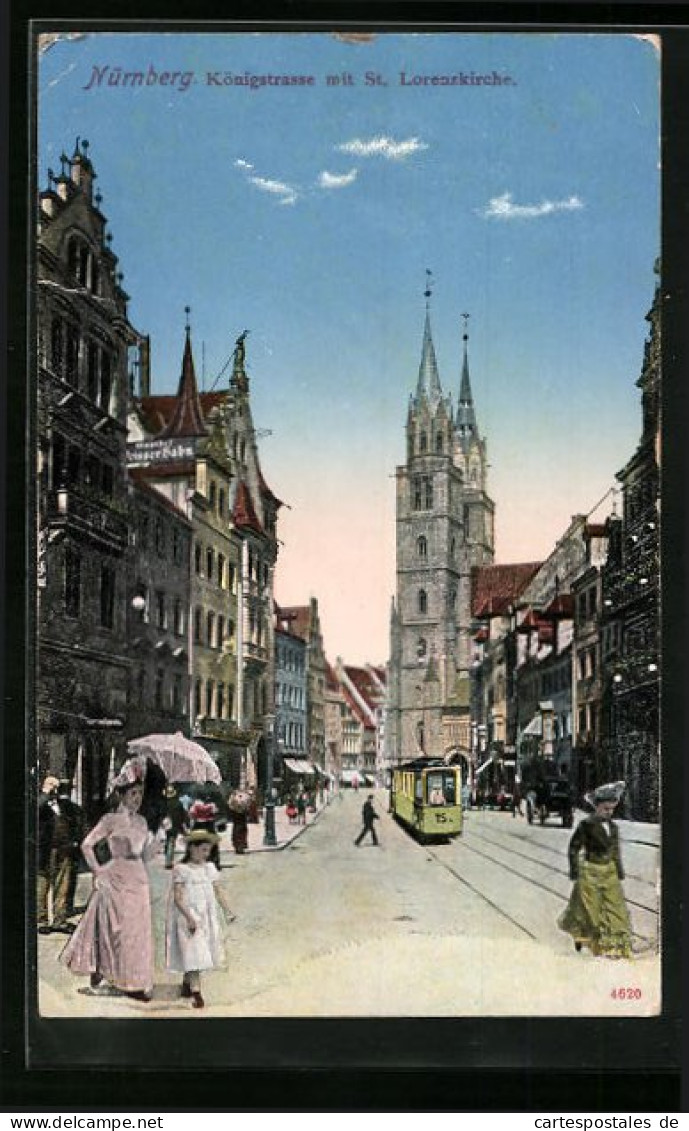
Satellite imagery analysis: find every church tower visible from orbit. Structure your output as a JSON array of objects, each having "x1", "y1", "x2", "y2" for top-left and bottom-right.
[{"x1": 387, "y1": 283, "x2": 495, "y2": 769}]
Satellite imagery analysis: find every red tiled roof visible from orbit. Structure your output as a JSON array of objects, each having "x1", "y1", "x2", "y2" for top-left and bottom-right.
[
  {"x1": 232, "y1": 480, "x2": 264, "y2": 534},
  {"x1": 138, "y1": 391, "x2": 227, "y2": 436},
  {"x1": 542, "y1": 593, "x2": 575, "y2": 619},
  {"x1": 341, "y1": 685, "x2": 373, "y2": 729},
  {"x1": 472, "y1": 562, "x2": 542, "y2": 618},
  {"x1": 159, "y1": 330, "x2": 208, "y2": 440},
  {"x1": 128, "y1": 468, "x2": 191, "y2": 523},
  {"x1": 516, "y1": 608, "x2": 547, "y2": 633},
  {"x1": 344, "y1": 665, "x2": 384, "y2": 710}
]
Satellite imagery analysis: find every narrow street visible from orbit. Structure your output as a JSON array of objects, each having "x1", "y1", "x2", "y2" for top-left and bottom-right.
[{"x1": 38, "y1": 790, "x2": 660, "y2": 1019}]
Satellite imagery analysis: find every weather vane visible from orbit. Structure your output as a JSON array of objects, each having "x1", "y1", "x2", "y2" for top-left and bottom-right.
[
  {"x1": 424, "y1": 269, "x2": 433, "y2": 300},
  {"x1": 184, "y1": 305, "x2": 191, "y2": 330},
  {"x1": 462, "y1": 312, "x2": 470, "y2": 341}
]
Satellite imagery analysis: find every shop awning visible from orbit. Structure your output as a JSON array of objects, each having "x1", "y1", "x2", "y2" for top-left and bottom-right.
[
  {"x1": 283, "y1": 758, "x2": 316, "y2": 775},
  {"x1": 312, "y1": 763, "x2": 333, "y2": 778},
  {"x1": 340, "y1": 769, "x2": 364, "y2": 783}
]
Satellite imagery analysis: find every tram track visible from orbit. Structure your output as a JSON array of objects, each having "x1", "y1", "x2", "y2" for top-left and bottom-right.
[
  {"x1": 419, "y1": 831, "x2": 657, "y2": 949},
  {"x1": 466, "y1": 827, "x2": 658, "y2": 916},
  {"x1": 469, "y1": 819, "x2": 658, "y2": 887}
]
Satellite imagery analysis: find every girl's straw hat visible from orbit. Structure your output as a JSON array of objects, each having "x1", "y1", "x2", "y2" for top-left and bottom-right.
[{"x1": 185, "y1": 828, "x2": 220, "y2": 846}]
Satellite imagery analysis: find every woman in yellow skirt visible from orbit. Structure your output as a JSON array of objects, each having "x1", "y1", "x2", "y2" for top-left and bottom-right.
[{"x1": 558, "y1": 782, "x2": 632, "y2": 959}]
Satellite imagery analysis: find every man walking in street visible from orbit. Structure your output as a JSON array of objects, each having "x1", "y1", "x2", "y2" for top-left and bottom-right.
[
  {"x1": 37, "y1": 776, "x2": 85, "y2": 934},
  {"x1": 354, "y1": 794, "x2": 380, "y2": 847}
]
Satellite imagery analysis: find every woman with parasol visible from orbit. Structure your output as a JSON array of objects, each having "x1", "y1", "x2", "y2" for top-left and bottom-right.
[
  {"x1": 60, "y1": 757, "x2": 159, "y2": 1001},
  {"x1": 558, "y1": 781, "x2": 632, "y2": 959}
]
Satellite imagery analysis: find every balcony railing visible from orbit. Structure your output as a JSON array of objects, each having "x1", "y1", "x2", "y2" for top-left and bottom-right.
[{"x1": 46, "y1": 487, "x2": 128, "y2": 548}]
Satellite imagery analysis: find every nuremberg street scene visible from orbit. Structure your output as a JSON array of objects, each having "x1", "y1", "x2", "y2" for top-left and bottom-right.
[{"x1": 36, "y1": 140, "x2": 659, "y2": 1016}]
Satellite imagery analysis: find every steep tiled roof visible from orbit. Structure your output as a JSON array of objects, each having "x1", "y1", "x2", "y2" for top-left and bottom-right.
[
  {"x1": 345, "y1": 665, "x2": 384, "y2": 711},
  {"x1": 159, "y1": 330, "x2": 208, "y2": 439},
  {"x1": 542, "y1": 593, "x2": 575, "y2": 619},
  {"x1": 138, "y1": 391, "x2": 227, "y2": 436},
  {"x1": 232, "y1": 480, "x2": 263, "y2": 534},
  {"x1": 341, "y1": 685, "x2": 375, "y2": 731},
  {"x1": 472, "y1": 562, "x2": 543, "y2": 618}
]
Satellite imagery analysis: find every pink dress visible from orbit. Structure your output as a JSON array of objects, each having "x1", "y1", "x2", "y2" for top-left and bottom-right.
[{"x1": 61, "y1": 808, "x2": 158, "y2": 994}]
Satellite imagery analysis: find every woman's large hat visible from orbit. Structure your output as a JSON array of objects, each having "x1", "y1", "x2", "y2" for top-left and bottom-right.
[
  {"x1": 185, "y1": 828, "x2": 220, "y2": 846},
  {"x1": 590, "y1": 780, "x2": 626, "y2": 805}
]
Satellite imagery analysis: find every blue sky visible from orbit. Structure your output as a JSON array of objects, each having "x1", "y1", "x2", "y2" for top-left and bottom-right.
[{"x1": 38, "y1": 31, "x2": 660, "y2": 663}]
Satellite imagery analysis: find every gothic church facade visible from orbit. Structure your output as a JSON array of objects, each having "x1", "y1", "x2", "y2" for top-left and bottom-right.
[{"x1": 387, "y1": 303, "x2": 495, "y2": 772}]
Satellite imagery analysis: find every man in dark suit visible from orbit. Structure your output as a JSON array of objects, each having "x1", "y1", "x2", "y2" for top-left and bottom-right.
[
  {"x1": 354, "y1": 794, "x2": 380, "y2": 846},
  {"x1": 37, "y1": 776, "x2": 85, "y2": 934}
]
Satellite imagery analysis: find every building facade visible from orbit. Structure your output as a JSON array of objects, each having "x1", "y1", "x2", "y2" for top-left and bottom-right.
[
  {"x1": 387, "y1": 302, "x2": 495, "y2": 775},
  {"x1": 126, "y1": 473, "x2": 192, "y2": 740},
  {"x1": 600, "y1": 277, "x2": 660, "y2": 821},
  {"x1": 36, "y1": 139, "x2": 140, "y2": 821}
]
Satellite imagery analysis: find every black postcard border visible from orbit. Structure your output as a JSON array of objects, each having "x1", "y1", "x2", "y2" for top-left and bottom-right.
[{"x1": 3, "y1": 3, "x2": 686, "y2": 1112}]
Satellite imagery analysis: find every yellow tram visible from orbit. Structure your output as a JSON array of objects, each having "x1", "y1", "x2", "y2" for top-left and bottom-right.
[{"x1": 391, "y1": 759, "x2": 463, "y2": 842}]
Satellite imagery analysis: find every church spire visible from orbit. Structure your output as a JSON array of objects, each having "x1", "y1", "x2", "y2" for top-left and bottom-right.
[
  {"x1": 456, "y1": 312, "x2": 478, "y2": 447},
  {"x1": 415, "y1": 271, "x2": 443, "y2": 406},
  {"x1": 160, "y1": 308, "x2": 208, "y2": 438}
]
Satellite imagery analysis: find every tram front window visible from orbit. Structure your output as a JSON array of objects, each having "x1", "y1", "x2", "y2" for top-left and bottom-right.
[{"x1": 427, "y1": 772, "x2": 457, "y2": 805}]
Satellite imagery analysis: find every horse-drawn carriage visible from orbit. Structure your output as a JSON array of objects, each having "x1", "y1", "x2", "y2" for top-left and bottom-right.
[{"x1": 525, "y1": 776, "x2": 574, "y2": 827}]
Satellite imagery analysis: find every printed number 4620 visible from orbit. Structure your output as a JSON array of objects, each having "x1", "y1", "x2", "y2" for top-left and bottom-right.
[{"x1": 611, "y1": 987, "x2": 642, "y2": 999}]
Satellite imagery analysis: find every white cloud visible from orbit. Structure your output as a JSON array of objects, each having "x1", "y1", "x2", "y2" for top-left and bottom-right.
[
  {"x1": 337, "y1": 135, "x2": 428, "y2": 160},
  {"x1": 479, "y1": 192, "x2": 584, "y2": 220},
  {"x1": 247, "y1": 174, "x2": 298, "y2": 206},
  {"x1": 318, "y1": 168, "x2": 358, "y2": 189},
  {"x1": 234, "y1": 158, "x2": 254, "y2": 170}
]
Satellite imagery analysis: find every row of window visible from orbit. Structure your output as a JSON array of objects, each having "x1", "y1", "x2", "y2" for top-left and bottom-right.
[
  {"x1": 275, "y1": 646, "x2": 305, "y2": 674},
  {"x1": 278, "y1": 720, "x2": 305, "y2": 749},
  {"x1": 194, "y1": 543, "x2": 235, "y2": 589},
  {"x1": 193, "y1": 678, "x2": 235, "y2": 721},
  {"x1": 134, "y1": 667, "x2": 186, "y2": 715},
  {"x1": 51, "y1": 434, "x2": 115, "y2": 498},
  {"x1": 133, "y1": 587, "x2": 187, "y2": 636},
  {"x1": 193, "y1": 608, "x2": 234, "y2": 650},
  {"x1": 138, "y1": 512, "x2": 187, "y2": 565},
  {"x1": 413, "y1": 588, "x2": 457, "y2": 617},
  {"x1": 409, "y1": 430, "x2": 449, "y2": 456},
  {"x1": 50, "y1": 317, "x2": 114, "y2": 412},
  {"x1": 576, "y1": 587, "x2": 598, "y2": 623},
  {"x1": 64, "y1": 547, "x2": 116, "y2": 628},
  {"x1": 276, "y1": 683, "x2": 306, "y2": 710}
]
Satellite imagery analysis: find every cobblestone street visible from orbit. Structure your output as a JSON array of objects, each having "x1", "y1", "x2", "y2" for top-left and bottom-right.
[{"x1": 38, "y1": 789, "x2": 660, "y2": 1019}]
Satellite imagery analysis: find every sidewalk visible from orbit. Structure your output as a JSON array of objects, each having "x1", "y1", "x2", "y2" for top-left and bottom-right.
[{"x1": 216, "y1": 791, "x2": 333, "y2": 859}]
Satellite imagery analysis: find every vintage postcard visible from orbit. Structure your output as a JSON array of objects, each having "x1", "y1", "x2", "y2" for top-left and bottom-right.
[{"x1": 32, "y1": 26, "x2": 662, "y2": 1044}]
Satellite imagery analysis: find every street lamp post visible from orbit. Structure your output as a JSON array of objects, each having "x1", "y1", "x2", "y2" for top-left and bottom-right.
[{"x1": 263, "y1": 713, "x2": 277, "y2": 846}]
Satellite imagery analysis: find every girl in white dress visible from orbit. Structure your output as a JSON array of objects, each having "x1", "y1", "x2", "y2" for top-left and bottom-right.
[{"x1": 165, "y1": 828, "x2": 234, "y2": 1008}]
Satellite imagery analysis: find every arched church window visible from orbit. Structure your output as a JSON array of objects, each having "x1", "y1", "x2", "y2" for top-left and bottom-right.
[
  {"x1": 449, "y1": 587, "x2": 457, "y2": 610},
  {"x1": 418, "y1": 589, "x2": 427, "y2": 615},
  {"x1": 424, "y1": 477, "x2": 433, "y2": 509},
  {"x1": 417, "y1": 638, "x2": 427, "y2": 659},
  {"x1": 413, "y1": 478, "x2": 422, "y2": 511},
  {"x1": 436, "y1": 432, "x2": 443, "y2": 453},
  {"x1": 420, "y1": 432, "x2": 427, "y2": 453},
  {"x1": 417, "y1": 535, "x2": 427, "y2": 559},
  {"x1": 78, "y1": 244, "x2": 89, "y2": 287},
  {"x1": 450, "y1": 537, "x2": 456, "y2": 559}
]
